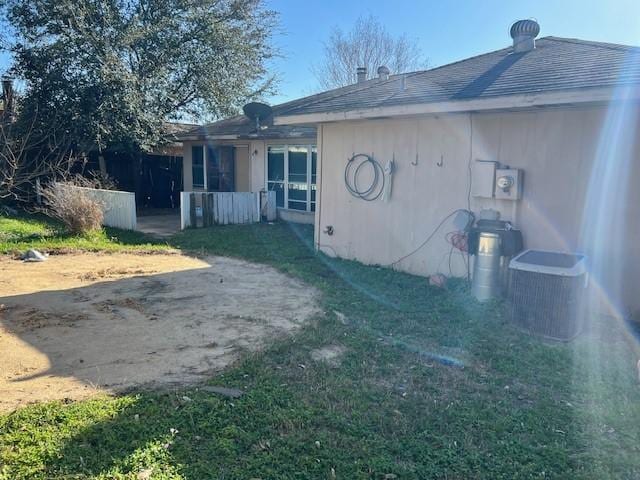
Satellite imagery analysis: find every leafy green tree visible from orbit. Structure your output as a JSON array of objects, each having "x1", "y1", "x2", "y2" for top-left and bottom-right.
[{"x1": 1, "y1": 0, "x2": 277, "y2": 152}]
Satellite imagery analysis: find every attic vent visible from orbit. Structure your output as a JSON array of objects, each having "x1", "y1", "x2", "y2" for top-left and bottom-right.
[
  {"x1": 377, "y1": 65, "x2": 390, "y2": 80},
  {"x1": 510, "y1": 19, "x2": 540, "y2": 53}
]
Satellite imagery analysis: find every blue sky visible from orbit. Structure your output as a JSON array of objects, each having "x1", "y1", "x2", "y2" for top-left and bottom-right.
[
  {"x1": 2, "y1": 0, "x2": 639, "y2": 106},
  {"x1": 266, "y1": 0, "x2": 640, "y2": 104}
]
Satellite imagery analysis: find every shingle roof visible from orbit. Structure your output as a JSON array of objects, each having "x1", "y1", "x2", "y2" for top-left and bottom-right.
[
  {"x1": 177, "y1": 112, "x2": 316, "y2": 141},
  {"x1": 275, "y1": 37, "x2": 640, "y2": 118}
]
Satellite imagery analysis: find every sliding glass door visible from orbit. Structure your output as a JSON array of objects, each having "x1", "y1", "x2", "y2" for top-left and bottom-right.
[
  {"x1": 287, "y1": 146, "x2": 308, "y2": 210},
  {"x1": 267, "y1": 144, "x2": 317, "y2": 211},
  {"x1": 267, "y1": 146, "x2": 285, "y2": 207}
]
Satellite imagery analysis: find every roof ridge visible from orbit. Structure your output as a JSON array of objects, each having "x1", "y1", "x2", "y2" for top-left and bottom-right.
[
  {"x1": 275, "y1": 37, "x2": 640, "y2": 115},
  {"x1": 273, "y1": 45, "x2": 521, "y2": 117},
  {"x1": 409, "y1": 44, "x2": 515, "y2": 77},
  {"x1": 543, "y1": 36, "x2": 640, "y2": 52}
]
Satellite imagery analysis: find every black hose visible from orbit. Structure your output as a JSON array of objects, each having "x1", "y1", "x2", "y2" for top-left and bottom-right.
[{"x1": 344, "y1": 153, "x2": 385, "y2": 201}]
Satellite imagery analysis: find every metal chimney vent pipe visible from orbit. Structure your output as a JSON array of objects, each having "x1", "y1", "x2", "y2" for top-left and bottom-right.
[
  {"x1": 356, "y1": 66, "x2": 367, "y2": 83},
  {"x1": 510, "y1": 19, "x2": 540, "y2": 53}
]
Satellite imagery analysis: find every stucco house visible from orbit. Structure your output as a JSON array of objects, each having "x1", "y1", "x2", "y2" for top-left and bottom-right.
[
  {"x1": 177, "y1": 20, "x2": 640, "y2": 314},
  {"x1": 273, "y1": 21, "x2": 640, "y2": 313}
]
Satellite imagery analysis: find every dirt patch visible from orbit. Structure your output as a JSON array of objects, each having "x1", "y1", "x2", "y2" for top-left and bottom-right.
[
  {"x1": 0, "y1": 252, "x2": 319, "y2": 412},
  {"x1": 311, "y1": 345, "x2": 346, "y2": 367}
]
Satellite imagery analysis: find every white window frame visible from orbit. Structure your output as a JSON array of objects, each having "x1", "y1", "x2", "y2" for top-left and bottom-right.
[{"x1": 265, "y1": 143, "x2": 316, "y2": 212}]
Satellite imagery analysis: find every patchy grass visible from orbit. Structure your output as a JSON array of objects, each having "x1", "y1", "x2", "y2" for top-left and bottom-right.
[
  {"x1": 0, "y1": 212, "x2": 172, "y2": 255},
  {"x1": 1, "y1": 219, "x2": 639, "y2": 479}
]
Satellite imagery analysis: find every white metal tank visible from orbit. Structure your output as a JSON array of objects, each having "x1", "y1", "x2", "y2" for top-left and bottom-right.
[{"x1": 472, "y1": 232, "x2": 502, "y2": 301}]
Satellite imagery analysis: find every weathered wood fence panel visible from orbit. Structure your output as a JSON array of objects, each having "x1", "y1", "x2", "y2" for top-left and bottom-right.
[
  {"x1": 261, "y1": 190, "x2": 277, "y2": 222},
  {"x1": 58, "y1": 184, "x2": 137, "y2": 230},
  {"x1": 180, "y1": 191, "x2": 274, "y2": 229}
]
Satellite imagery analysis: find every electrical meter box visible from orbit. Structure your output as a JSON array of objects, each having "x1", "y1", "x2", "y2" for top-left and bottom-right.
[
  {"x1": 495, "y1": 168, "x2": 523, "y2": 200},
  {"x1": 472, "y1": 160, "x2": 497, "y2": 198}
]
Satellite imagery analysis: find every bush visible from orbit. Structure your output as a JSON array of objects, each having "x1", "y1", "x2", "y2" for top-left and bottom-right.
[
  {"x1": 41, "y1": 181, "x2": 104, "y2": 234},
  {"x1": 73, "y1": 171, "x2": 120, "y2": 191}
]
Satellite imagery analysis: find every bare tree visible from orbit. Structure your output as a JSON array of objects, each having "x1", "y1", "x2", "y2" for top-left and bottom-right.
[
  {"x1": 0, "y1": 110, "x2": 76, "y2": 202},
  {"x1": 313, "y1": 15, "x2": 426, "y2": 90}
]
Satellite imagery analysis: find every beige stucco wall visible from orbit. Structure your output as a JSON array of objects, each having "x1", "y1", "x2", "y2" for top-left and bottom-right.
[
  {"x1": 249, "y1": 140, "x2": 266, "y2": 192},
  {"x1": 234, "y1": 145, "x2": 251, "y2": 192},
  {"x1": 182, "y1": 141, "x2": 194, "y2": 191},
  {"x1": 314, "y1": 105, "x2": 640, "y2": 313}
]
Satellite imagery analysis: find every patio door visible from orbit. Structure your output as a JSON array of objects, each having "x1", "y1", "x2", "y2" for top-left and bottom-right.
[{"x1": 207, "y1": 146, "x2": 235, "y2": 192}]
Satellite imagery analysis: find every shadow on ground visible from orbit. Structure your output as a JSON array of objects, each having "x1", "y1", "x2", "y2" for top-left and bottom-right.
[
  {"x1": 0, "y1": 254, "x2": 318, "y2": 411},
  {"x1": 2, "y1": 223, "x2": 639, "y2": 479}
]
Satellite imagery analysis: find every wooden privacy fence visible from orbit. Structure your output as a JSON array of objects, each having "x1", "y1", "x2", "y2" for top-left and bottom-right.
[
  {"x1": 180, "y1": 191, "x2": 276, "y2": 229},
  {"x1": 57, "y1": 184, "x2": 137, "y2": 230}
]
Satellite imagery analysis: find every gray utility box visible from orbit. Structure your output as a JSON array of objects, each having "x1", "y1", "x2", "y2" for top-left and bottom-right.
[{"x1": 508, "y1": 250, "x2": 588, "y2": 341}]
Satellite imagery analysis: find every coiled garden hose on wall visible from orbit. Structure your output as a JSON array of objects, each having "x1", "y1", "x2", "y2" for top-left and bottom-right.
[{"x1": 344, "y1": 153, "x2": 385, "y2": 201}]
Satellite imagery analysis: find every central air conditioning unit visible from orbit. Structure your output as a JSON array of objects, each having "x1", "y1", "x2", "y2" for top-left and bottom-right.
[{"x1": 508, "y1": 249, "x2": 588, "y2": 341}]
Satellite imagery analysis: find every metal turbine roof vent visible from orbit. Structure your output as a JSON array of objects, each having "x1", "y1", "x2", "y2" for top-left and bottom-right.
[
  {"x1": 510, "y1": 19, "x2": 540, "y2": 53},
  {"x1": 377, "y1": 65, "x2": 390, "y2": 80}
]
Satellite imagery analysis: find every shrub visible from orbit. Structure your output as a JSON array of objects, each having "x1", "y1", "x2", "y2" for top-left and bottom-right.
[
  {"x1": 41, "y1": 181, "x2": 104, "y2": 234},
  {"x1": 73, "y1": 171, "x2": 120, "y2": 191}
]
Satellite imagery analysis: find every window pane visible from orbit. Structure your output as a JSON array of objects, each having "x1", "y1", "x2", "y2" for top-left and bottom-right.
[
  {"x1": 288, "y1": 200, "x2": 307, "y2": 211},
  {"x1": 207, "y1": 146, "x2": 219, "y2": 170},
  {"x1": 268, "y1": 181, "x2": 284, "y2": 208},
  {"x1": 287, "y1": 146, "x2": 308, "y2": 209},
  {"x1": 268, "y1": 146, "x2": 285, "y2": 182},
  {"x1": 192, "y1": 146, "x2": 204, "y2": 188},
  {"x1": 288, "y1": 183, "x2": 308, "y2": 202},
  {"x1": 288, "y1": 146, "x2": 307, "y2": 183}
]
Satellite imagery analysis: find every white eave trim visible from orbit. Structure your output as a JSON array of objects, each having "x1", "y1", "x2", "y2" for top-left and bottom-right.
[{"x1": 273, "y1": 85, "x2": 640, "y2": 125}]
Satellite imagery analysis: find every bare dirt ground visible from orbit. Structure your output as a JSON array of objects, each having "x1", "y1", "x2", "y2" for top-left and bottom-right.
[{"x1": 0, "y1": 252, "x2": 319, "y2": 412}]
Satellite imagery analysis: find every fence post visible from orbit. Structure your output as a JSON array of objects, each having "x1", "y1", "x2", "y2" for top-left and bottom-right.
[
  {"x1": 180, "y1": 192, "x2": 190, "y2": 229},
  {"x1": 202, "y1": 193, "x2": 210, "y2": 227},
  {"x1": 251, "y1": 192, "x2": 261, "y2": 222},
  {"x1": 266, "y1": 191, "x2": 277, "y2": 221},
  {"x1": 189, "y1": 193, "x2": 197, "y2": 227},
  {"x1": 211, "y1": 193, "x2": 220, "y2": 225},
  {"x1": 207, "y1": 193, "x2": 213, "y2": 226}
]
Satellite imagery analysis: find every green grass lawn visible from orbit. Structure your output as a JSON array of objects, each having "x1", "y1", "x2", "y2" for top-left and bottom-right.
[
  {"x1": 0, "y1": 213, "x2": 172, "y2": 255},
  {"x1": 1, "y1": 213, "x2": 639, "y2": 479}
]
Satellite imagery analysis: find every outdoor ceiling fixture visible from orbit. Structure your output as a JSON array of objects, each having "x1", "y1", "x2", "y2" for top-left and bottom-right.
[{"x1": 243, "y1": 102, "x2": 272, "y2": 131}]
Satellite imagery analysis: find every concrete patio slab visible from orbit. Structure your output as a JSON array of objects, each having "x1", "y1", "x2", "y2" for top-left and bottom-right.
[{"x1": 136, "y1": 214, "x2": 181, "y2": 238}]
